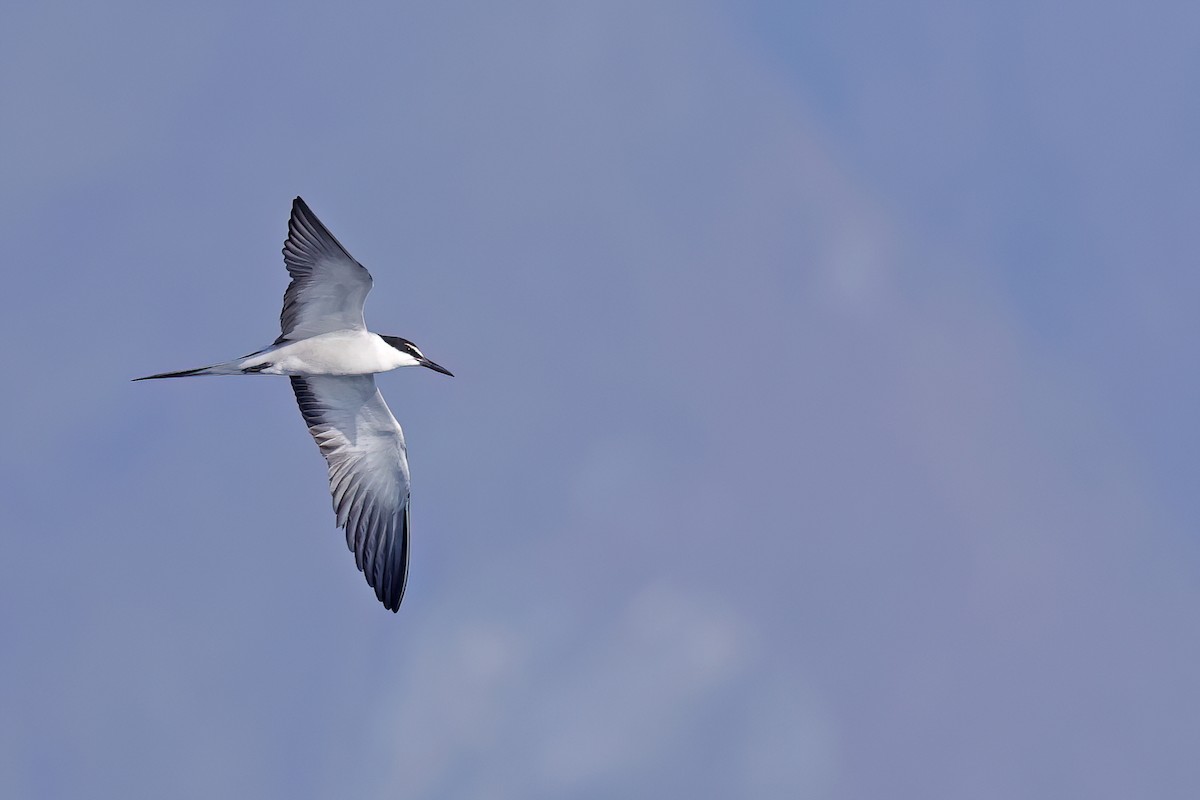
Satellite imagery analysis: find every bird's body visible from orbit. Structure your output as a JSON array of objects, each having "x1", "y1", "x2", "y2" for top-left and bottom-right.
[
  {"x1": 135, "y1": 198, "x2": 452, "y2": 612},
  {"x1": 141, "y1": 331, "x2": 420, "y2": 378}
]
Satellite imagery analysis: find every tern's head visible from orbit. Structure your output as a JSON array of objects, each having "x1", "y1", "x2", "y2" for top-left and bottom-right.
[{"x1": 381, "y1": 335, "x2": 454, "y2": 376}]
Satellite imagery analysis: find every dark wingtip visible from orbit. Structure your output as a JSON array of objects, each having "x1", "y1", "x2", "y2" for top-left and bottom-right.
[
  {"x1": 380, "y1": 507, "x2": 410, "y2": 614},
  {"x1": 292, "y1": 196, "x2": 312, "y2": 216}
]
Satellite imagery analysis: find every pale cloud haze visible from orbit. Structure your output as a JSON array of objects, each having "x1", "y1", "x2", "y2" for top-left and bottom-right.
[{"x1": 2, "y1": 2, "x2": 1197, "y2": 798}]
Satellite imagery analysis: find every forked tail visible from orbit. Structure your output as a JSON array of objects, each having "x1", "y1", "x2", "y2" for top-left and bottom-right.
[
  {"x1": 132, "y1": 361, "x2": 248, "y2": 381},
  {"x1": 134, "y1": 345, "x2": 279, "y2": 380}
]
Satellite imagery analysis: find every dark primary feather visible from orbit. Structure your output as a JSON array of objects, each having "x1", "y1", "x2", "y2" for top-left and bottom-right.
[{"x1": 291, "y1": 375, "x2": 411, "y2": 611}]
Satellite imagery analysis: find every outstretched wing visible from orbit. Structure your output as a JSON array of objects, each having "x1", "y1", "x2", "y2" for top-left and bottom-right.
[
  {"x1": 291, "y1": 375, "x2": 411, "y2": 611},
  {"x1": 278, "y1": 197, "x2": 374, "y2": 342}
]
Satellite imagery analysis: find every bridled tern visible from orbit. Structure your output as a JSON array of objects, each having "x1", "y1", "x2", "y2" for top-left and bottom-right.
[{"x1": 135, "y1": 197, "x2": 453, "y2": 612}]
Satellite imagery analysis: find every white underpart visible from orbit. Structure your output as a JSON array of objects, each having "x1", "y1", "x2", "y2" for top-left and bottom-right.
[{"x1": 239, "y1": 331, "x2": 417, "y2": 376}]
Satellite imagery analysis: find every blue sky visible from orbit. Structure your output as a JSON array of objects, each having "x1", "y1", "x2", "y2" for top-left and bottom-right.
[{"x1": 2, "y1": 2, "x2": 1198, "y2": 797}]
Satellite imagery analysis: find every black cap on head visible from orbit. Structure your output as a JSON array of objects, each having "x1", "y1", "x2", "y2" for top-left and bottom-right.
[{"x1": 382, "y1": 335, "x2": 454, "y2": 376}]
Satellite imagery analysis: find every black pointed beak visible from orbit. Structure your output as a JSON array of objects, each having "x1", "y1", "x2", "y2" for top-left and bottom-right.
[{"x1": 419, "y1": 357, "x2": 454, "y2": 377}]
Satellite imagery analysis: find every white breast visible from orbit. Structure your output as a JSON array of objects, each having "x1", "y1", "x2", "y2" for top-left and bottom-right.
[{"x1": 269, "y1": 331, "x2": 408, "y2": 376}]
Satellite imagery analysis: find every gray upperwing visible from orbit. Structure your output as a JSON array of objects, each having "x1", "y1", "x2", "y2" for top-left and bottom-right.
[{"x1": 278, "y1": 198, "x2": 374, "y2": 343}]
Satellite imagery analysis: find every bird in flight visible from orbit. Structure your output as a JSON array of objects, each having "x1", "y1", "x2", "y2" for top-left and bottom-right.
[{"x1": 135, "y1": 197, "x2": 453, "y2": 611}]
